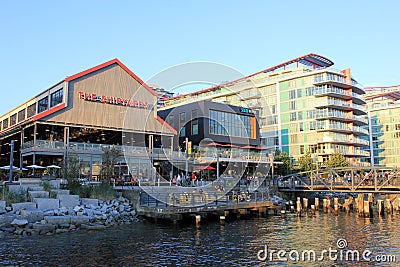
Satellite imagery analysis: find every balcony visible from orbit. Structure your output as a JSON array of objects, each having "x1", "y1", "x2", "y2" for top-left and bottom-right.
[
  {"x1": 316, "y1": 124, "x2": 353, "y2": 134},
  {"x1": 317, "y1": 136, "x2": 369, "y2": 146},
  {"x1": 314, "y1": 100, "x2": 352, "y2": 111},
  {"x1": 352, "y1": 103, "x2": 367, "y2": 115},
  {"x1": 353, "y1": 126, "x2": 369, "y2": 136}
]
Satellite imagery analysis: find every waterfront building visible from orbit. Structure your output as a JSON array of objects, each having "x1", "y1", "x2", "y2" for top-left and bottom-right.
[
  {"x1": 162, "y1": 53, "x2": 369, "y2": 166},
  {"x1": 0, "y1": 59, "x2": 176, "y2": 180},
  {"x1": 158, "y1": 100, "x2": 266, "y2": 177},
  {"x1": 364, "y1": 85, "x2": 400, "y2": 167}
]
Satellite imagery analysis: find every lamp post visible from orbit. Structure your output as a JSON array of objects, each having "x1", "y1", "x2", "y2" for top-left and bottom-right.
[
  {"x1": 8, "y1": 140, "x2": 14, "y2": 183},
  {"x1": 216, "y1": 153, "x2": 220, "y2": 180},
  {"x1": 184, "y1": 137, "x2": 189, "y2": 179}
]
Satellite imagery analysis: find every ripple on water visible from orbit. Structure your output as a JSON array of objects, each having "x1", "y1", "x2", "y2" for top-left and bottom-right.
[{"x1": 0, "y1": 213, "x2": 399, "y2": 266}]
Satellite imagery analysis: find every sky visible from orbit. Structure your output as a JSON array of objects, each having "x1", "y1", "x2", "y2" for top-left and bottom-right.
[{"x1": 1, "y1": 0, "x2": 399, "y2": 115}]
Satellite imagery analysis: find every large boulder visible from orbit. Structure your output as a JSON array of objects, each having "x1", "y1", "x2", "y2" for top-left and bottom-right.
[
  {"x1": 12, "y1": 202, "x2": 36, "y2": 212},
  {"x1": 20, "y1": 209, "x2": 44, "y2": 223},
  {"x1": 0, "y1": 200, "x2": 6, "y2": 209},
  {"x1": 34, "y1": 198, "x2": 60, "y2": 211},
  {"x1": 44, "y1": 215, "x2": 71, "y2": 225},
  {"x1": 11, "y1": 219, "x2": 28, "y2": 227},
  {"x1": 80, "y1": 198, "x2": 99, "y2": 207},
  {"x1": 58, "y1": 195, "x2": 79, "y2": 208},
  {"x1": 29, "y1": 191, "x2": 50, "y2": 200},
  {"x1": 70, "y1": 215, "x2": 91, "y2": 225},
  {"x1": 0, "y1": 214, "x2": 22, "y2": 227}
]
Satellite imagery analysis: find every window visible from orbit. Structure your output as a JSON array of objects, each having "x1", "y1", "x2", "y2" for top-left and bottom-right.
[
  {"x1": 300, "y1": 145, "x2": 305, "y2": 154},
  {"x1": 50, "y1": 89, "x2": 63, "y2": 107},
  {"x1": 27, "y1": 103, "x2": 36, "y2": 118},
  {"x1": 289, "y1": 90, "x2": 296, "y2": 99},
  {"x1": 191, "y1": 110, "x2": 198, "y2": 135},
  {"x1": 299, "y1": 122, "x2": 304, "y2": 131},
  {"x1": 209, "y1": 109, "x2": 252, "y2": 138},
  {"x1": 297, "y1": 89, "x2": 302, "y2": 98},
  {"x1": 2, "y1": 119, "x2": 8, "y2": 129},
  {"x1": 18, "y1": 109, "x2": 26, "y2": 122},
  {"x1": 290, "y1": 101, "x2": 296, "y2": 110},
  {"x1": 297, "y1": 111, "x2": 303, "y2": 120},
  {"x1": 290, "y1": 112, "x2": 297, "y2": 121},
  {"x1": 10, "y1": 114, "x2": 17, "y2": 126},
  {"x1": 271, "y1": 105, "x2": 276, "y2": 114},
  {"x1": 38, "y1": 97, "x2": 48, "y2": 113},
  {"x1": 179, "y1": 112, "x2": 186, "y2": 137},
  {"x1": 309, "y1": 144, "x2": 317, "y2": 153},
  {"x1": 168, "y1": 115, "x2": 174, "y2": 129}
]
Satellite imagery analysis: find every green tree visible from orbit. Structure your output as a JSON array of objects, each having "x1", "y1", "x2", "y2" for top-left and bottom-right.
[
  {"x1": 100, "y1": 147, "x2": 123, "y2": 180},
  {"x1": 297, "y1": 151, "x2": 315, "y2": 171},
  {"x1": 62, "y1": 154, "x2": 80, "y2": 183},
  {"x1": 274, "y1": 150, "x2": 293, "y2": 176},
  {"x1": 324, "y1": 152, "x2": 350, "y2": 168}
]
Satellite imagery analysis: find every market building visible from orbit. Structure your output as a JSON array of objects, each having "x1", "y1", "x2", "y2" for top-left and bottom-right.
[
  {"x1": 0, "y1": 59, "x2": 177, "y2": 180},
  {"x1": 162, "y1": 53, "x2": 370, "y2": 166}
]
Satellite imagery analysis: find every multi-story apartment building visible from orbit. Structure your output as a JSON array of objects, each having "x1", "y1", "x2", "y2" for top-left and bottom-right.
[
  {"x1": 364, "y1": 85, "x2": 400, "y2": 167},
  {"x1": 161, "y1": 53, "x2": 369, "y2": 166}
]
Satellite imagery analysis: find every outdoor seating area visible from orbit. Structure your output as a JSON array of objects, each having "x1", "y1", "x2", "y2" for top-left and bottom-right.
[{"x1": 0, "y1": 164, "x2": 61, "y2": 181}]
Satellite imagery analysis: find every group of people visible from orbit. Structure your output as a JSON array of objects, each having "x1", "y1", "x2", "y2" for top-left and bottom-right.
[{"x1": 172, "y1": 172, "x2": 199, "y2": 187}]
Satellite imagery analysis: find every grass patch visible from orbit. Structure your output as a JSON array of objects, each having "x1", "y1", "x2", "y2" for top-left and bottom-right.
[
  {"x1": 0, "y1": 186, "x2": 27, "y2": 205},
  {"x1": 68, "y1": 181, "x2": 116, "y2": 200}
]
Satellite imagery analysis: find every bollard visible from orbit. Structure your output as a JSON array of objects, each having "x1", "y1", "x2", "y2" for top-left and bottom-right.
[
  {"x1": 357, "y1": 195, "x2": 364, "y2": 216},
  {"x1": 334, "y1": 204, "x2": 339, "y2": 216},
  {"x1": 377, "y1": 200, "x2": 384, "y2": 216},
  {"x1": 303, "y1": 198, "x2": 308, "y2": 211},
  {"x1": 323, "y1": 199, "x2": 327, "y2": 213},
  {"x1": 364, "y1": 201, "x2": 370, "y2": 217},
  {"x1": 280, "y1": 210, "x2": 286, "y2": 218},
  {"x1": 220, "y1": 216, "x2": 225, "y2": 225},
  {"x1": 385, "y1": 199, "x2": 392, "y2": 214},
  {"x1": 296, "y1": 201, "x2": 302, "y2": 217},
  {"x1": 397, "y1": 197, "x2": 400, "y2": 216},
  {"x1": 368, "y1": 193, "x2": 373, "y2": 204},
  {"x1": 224, "y1": 210, "x2": 229, "y2": 217},
  {"x1": 195, "y1": 215, "x2": 201, "y2": 228},
  {"x1": 311, "y1": 204, "x2": 315, "y2": 215},
  {"x1": 315, "y1": 198, "x2": 319, "y2": 211},
  {"x1": 344, "y1": 199, "x2": 350, "y2": 213},
  {"x1": 334, "y1": 197, "x2": 339, "y2": 208}
]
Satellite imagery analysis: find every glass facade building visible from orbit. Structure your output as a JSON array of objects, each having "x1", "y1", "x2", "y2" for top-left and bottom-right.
[
  {"x1": 163, "y1": 54, "x2": 369, "y2": 166},
  {"x1": 364, "y1": 85, "x2": 400, "y2": 167}
]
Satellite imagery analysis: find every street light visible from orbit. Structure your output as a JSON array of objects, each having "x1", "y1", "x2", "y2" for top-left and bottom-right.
[{"x1": 216, "y1": 153, "x2": 220, "y2": 180}]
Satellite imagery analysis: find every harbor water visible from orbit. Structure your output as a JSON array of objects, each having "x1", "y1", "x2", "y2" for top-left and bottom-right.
[{"x1": 0, "y1": 211, "x2": 399, "y2": 266}]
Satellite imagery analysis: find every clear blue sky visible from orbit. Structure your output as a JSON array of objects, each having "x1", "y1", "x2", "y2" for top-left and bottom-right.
[{"x1": 1, "y1": 0, "x2": 399, "y2": 115}]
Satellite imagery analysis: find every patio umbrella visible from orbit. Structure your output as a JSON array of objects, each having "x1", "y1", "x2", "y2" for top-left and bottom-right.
[
  {"x1": 46, "y1": 165, "x2": 61, "y2": 169},
  {"x1": 26, "y1": 165, "x2": 46, "y2": 169},
  {"x1": 0, "y1": 166, "x2": 19, "y2": 170},
  {"x1": 194, "y1": 166, "x2": 216, "y2": 171},
  {"x1": 47, "y1": 165, "x2": 61, "y2": 176},
  {"x1": 26, "y1": 164, "x2": 46, "y2": 175}
]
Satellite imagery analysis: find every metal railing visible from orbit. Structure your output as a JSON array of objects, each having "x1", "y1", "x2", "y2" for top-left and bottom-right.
[{"x1": 277, "y1": 167, "x2": 400, "y2": 193}]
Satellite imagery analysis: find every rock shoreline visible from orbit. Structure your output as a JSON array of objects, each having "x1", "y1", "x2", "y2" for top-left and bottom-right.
[{"x1": 0, "y1": 196, "x2": 138, "y2": 237}]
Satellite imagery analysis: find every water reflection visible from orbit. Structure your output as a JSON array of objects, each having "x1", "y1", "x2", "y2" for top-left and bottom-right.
[{"x1": 0, "y1": 213, "x2": 398, "y2": 266}]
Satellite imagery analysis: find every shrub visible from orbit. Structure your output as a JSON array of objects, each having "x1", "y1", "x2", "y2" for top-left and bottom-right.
[{"x1": 0, "y1": 186, "x2": 27, "y2": 205}]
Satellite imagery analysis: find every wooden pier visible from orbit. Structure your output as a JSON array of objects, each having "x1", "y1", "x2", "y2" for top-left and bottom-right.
[{"x1": 136, "y1": 191, "x2": 280, "y2": 223}]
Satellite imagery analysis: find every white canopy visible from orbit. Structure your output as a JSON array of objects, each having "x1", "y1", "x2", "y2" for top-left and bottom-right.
[
  {"x1": 47, "y1": 165, "x2": 61, "y2": 169},
  {"x1": 26, "y1": 165, "x2": 46, "y2": 169}
]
